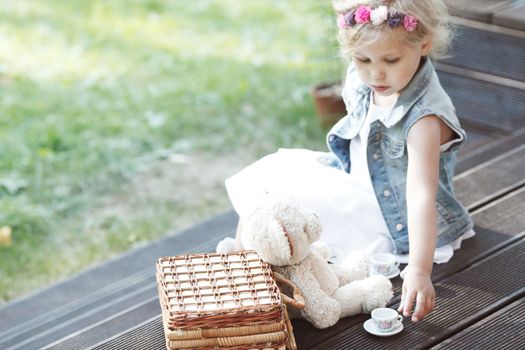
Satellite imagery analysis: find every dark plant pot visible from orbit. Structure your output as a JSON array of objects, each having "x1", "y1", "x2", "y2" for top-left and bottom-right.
[{"x1": 311, "y1": 81, "x2": 346, "y2": 127}]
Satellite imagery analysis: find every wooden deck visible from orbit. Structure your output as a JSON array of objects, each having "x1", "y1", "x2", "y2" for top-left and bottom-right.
[{"x1": 1, "y1": 6, "x2": 525, "y2": 350}]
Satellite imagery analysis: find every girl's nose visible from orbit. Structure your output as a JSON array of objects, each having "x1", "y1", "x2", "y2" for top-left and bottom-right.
[{"x1": 370, "y1": 68, "x2": 386, "y2": 81}]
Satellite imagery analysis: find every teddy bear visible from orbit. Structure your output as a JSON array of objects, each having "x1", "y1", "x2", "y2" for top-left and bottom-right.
[{"x1": 216, "y1": 195, "x2": 393, "y2": 329}]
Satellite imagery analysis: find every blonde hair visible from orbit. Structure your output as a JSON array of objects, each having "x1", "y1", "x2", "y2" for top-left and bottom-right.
[{"x1": 333, "y1": 0, "x2": 452, "y2": 59}]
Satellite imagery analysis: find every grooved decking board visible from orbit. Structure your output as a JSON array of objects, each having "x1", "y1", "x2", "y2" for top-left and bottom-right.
[
  {"x1": 293, "y1": 187, "x2": 525, "y2": 349},
  {"x1": 446, "y1": 0, "x2": 514, "y2": 23},
  {"x1": 493, "y1": 2, "x2": 525, "y2": 31},
  {"x1": 437, "y1": 71, "x2": 525, "y2": 132},
  {"x1": 442, "y1": 22, "x2": 525, "y2": 82},
  {"x1": 0, "y1": 211, "x2": 237, "y2": 333},
  {"x1": 0, "y1": 283, "x2": 154, "y2": 349},
  {"x1": 454, "y1": 145, "x2": 525, "y2": 210},
  {"x1": 431, "y1": 297, "x2": 525, "y2": 350},
  {"x1": 457, "y1": 128, "x2": 499, "y2": 159},
  {"x1": 91, "y1": 317, "x2": 165, "y2": 350},
  {"x1": 456, "y1": 127, "x2": 525, "y2": 174},
  {"x1": 308, "y1": 239, "x2": 525, "y2": 350},
  {"x1": 41, "y1": 299, "x2": 162, "y2": 350}
]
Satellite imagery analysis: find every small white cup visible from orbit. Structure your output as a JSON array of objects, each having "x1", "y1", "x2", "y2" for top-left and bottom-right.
[
  {"x1": 370, "y1": 253, "x2": 399, "y2": 276},
  {"x1": 371, "y1": 308, "x2": 403, "y2": 332}
]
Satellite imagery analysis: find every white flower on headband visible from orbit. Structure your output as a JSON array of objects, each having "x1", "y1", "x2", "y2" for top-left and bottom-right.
[{"x1": 370, "y1": 6, "x2": 388, "y2": 25}]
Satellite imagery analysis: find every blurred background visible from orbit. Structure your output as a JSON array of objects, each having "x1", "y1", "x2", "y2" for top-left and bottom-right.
[{"x1": 0, "y1": 0, "x2": 346, "y2": 303}]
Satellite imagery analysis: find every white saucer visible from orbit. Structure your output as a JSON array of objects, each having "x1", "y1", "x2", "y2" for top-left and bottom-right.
[
  {"x1": 363, "y1": 319, "x2": 403, "y2": 337},
  {"x1": 370, "y1": 267, "x2": 400, "y2": 279}
]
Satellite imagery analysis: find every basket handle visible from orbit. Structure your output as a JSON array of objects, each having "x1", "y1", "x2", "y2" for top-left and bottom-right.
[{"x1": 273, "y1": 271, "x2": 305, "y2": 309}]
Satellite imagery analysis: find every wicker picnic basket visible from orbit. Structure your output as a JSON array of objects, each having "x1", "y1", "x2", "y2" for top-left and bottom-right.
[{"x1": 156, "y1": 250, "x2": 304, "y2": 350}]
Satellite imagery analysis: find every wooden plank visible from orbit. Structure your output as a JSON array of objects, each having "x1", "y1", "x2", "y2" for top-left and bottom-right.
[
  {"x1": 438, "y1": 70, "x2": 525, "y2": 132},
  {"x1": 493, "y1": 2, "x2": 525, "y2": 31},
  {"x1": 431, "y1": 187, "x2": 525, "y2": 281},
  {"x1": 42, "y1": 299, "x2": 162, "y2": 350},
  {"x1": 456, "y1": 127, "x2": 525, "y2": 174},
  {"x1": 89, "y1": 317, "x2": 165, "y2": 350},
  {"x1": 440, "y1": 22, "x2": 525, "y2": 82},
  {"x1": 0, "y1": 282, "x2": 157, "y2": 349},
  {"x1": 454, "y1": 144, "x2": 525, "y2": 210},
  {"x1": 445, "y1": 0, "x2": 513, "y2": 23},
  {"x1": 431, "y1": 297, "x2": 525, "y2": 350},
  {"x1": 457, "y1": 127, "x2": 497, "y2": 159},
  {"x1": 307, "y1": 239, "x2": 525, "y2": 350}
]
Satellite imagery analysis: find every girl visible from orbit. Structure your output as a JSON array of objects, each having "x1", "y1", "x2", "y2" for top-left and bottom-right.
[{"x1": 219, "y1": 0, "x2": 474, "y2": 323}]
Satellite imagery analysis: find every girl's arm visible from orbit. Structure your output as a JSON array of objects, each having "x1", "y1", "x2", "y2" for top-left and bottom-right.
[{"x1": 399, "y1": 115, "x2": 453, "y2": 322}]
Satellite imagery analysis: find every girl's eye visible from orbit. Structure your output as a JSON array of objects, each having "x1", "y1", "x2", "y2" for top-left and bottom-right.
[
  {"x1": 385, "y1": 58, "x2": 400, "y2": 64},
  {"x1": 356, "y1": 58, "x2": 370, "y2": 63}
]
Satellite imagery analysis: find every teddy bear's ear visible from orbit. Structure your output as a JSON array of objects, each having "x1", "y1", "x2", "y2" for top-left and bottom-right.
[
  {"x1": 246, "y1": 217, "x2": 292, "y2": 266},
  {"x1": 304, "y1": 213, "x2": 322, "y2": 243}
]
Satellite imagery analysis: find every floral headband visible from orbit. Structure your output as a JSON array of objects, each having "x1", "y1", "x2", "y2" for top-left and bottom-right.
[{"x1": 337, "y1": 5, "x2": 418, "y2": 32}]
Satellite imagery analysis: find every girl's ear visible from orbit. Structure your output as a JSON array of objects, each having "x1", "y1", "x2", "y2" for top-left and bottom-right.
[{"x1": 421, "y1": 36, "x2": 433, "y2": 56}]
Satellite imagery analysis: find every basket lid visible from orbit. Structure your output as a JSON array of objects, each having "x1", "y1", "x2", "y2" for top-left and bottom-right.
[{"x1": 156, "y1": 251, "x2": 283, "y2": 328}]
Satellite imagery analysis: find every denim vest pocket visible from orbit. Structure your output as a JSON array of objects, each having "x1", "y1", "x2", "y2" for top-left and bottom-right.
[
  {"x1": 380, "y1": 136, "x2": 405, "y2": 159},
  {"x1": 435, "y1": 185, "x2": 469, "y2": 231},
  {"x1": 435, "y1": 199, "x2": 452, "y2": 228}
]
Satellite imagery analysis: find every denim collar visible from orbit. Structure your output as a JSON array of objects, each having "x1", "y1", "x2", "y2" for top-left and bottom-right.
[{"x1": 332, "y1": 57, "x2": 434, "y2": 139}]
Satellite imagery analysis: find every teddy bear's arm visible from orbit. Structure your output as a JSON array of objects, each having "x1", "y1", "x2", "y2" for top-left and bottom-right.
[
  {"x1": 307, "y1": 251, "x2": 341, "y2": 294},
  {"x1": 329, "y1": 253, "x2": 370, "y2": 285}
]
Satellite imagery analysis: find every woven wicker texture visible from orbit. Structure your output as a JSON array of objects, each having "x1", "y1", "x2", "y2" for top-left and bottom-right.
[{"x1": 156, "y1": 251, "x2": 291, "y2": 350}]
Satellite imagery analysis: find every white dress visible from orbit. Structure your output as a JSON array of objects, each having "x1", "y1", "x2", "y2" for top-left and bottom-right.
[{"x1": 225, "y1": 94, "x2": 475, "y2": 264}]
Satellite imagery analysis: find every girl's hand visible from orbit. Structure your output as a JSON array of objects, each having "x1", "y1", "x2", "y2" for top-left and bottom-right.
[{"x1": 398, "y1": 267, "x2": 435, "y2": 322}]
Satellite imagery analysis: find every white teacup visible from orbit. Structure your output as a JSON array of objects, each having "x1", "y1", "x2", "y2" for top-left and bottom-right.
[
  {"x1": 370, "y1": 253, "x2": 399, "y2": 276},
  {"x1": 371, "y1": 308, "x2": 403, "y2": 332}
]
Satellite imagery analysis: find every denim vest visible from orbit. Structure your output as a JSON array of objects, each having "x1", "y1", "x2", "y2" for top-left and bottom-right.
[{"x1": 326, "y1": 58, "x2": 473, "y2": 254}]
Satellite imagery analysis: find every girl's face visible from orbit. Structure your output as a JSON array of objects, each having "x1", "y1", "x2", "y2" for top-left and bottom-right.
[{"x1": 351, "y1": 29, "x2": 432, "y2": 105}]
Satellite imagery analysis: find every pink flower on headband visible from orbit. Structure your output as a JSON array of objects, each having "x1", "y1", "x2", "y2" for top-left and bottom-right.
[
  {"x1": 337, "y1": 13, "x2": 347, "y2": 29},
  {"x1": 337, "y1": 10, "x2": 356, "y2": 29},
  {"x1": 403, "y1": 15, "x2": 418, "y2": 32},
  {"x1": 354, "y1": 6, "x2": 371, "y2": 24}
]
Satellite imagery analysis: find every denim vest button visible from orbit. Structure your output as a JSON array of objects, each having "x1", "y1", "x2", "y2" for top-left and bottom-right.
[
  {"x1": 396, "y1": 223, "x2": 404, "y2": 231},
  {"x1": 383, "y1": 189, "x2": 391, "y2": 197},
  {"x1": 373, "y1": 153, "x2": 380, "y2": 160}
]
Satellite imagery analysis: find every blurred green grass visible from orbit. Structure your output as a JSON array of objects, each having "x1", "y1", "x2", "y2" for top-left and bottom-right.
[{"x1": 0, "y1": 0, "x2": 345, "y2": 302}]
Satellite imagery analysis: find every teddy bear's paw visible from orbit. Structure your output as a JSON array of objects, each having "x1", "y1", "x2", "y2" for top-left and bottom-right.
[
  {"x1": 216, "y1": 237, "x2": 239, "y2": 254},
  {"x1": 309, "y1": 313, "x2": 340, "y2": 329},
  {"x1": 303, "y1": 300, "x2": 341, "y2": 329},
  {"x1": 360, "y1": 275, "x2": 393, "y2": 313}
]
